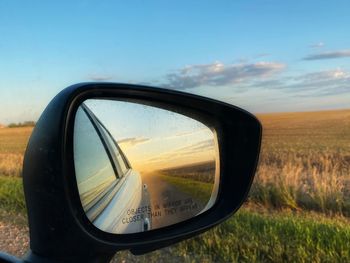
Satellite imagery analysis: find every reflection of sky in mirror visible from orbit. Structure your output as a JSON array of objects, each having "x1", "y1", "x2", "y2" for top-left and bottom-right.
[{"x1": 85, "y1": 99, "x2": 215, "y2": 172}]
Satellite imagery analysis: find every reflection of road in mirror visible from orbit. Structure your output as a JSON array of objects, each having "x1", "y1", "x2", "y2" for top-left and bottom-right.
[
  {"x1": 141, "y1": 172, "x2": 204, "y2": 229},
  {"x1": 112, "y1": 161, "x2": 217, "y2": 232}
]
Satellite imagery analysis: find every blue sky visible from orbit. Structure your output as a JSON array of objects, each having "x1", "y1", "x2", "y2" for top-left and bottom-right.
[{"x1": 1, "y1": 1, "x2": 350, "y2": 124}]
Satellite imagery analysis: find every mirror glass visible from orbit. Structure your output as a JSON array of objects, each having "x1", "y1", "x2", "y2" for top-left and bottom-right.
[{"x1": 73, "y1": 99, "x2": 219, "y2": 234}]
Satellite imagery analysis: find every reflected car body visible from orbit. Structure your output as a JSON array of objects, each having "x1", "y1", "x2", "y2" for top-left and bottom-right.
[{"x1": 74, "y1": 103, "x2": 151, "y2": 234}]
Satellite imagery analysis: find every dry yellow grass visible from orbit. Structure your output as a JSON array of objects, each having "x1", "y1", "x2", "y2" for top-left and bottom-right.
[
  {"x1": 251, "y1": 109, "x2": 350, "y2": 215},
  {"x1": 0, "y1": 110, "x2": 349, "y2": 215},
  {"x1": 0, "y1": 127, "x2": 33, "y2": 177},
  {"x1": 0, "y1": 154, "x2": 24, "y2": 177}
]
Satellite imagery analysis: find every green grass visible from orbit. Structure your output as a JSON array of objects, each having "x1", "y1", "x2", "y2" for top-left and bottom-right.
[
  {"x1": 0, "y1": 175, "x2": 26, "y2": 214},
  {"x1": 178, "y1": 210, "x2": 350, "y2": 262},
  {"x1": 0, "y1": 175, "x2": 27, "y2": 226},
  {"x1": 115, "y1": 208, "x2": 350, "y2": 262},
  {"x1": 1, "y1": 174, "x2": 350, "y2": 262},
  {"x1": 159, "y1": 174, "x2": 213, "y2": 203}
]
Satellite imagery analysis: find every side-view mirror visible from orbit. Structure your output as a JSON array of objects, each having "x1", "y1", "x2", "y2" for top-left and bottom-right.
[{"x1": 2, "y1": 83, "x2": 262, "y2": 263}]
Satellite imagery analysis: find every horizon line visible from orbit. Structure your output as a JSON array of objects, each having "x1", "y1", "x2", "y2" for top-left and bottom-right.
[{"x1": 0, "y1": 108, "x2": 349, "y2": 126}]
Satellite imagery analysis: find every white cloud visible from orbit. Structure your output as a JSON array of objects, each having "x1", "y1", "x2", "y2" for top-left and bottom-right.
[
  {"x1": 162, "y1": 61, "x2": 285, "y2": 89},
  {"x1": 294, "y1": 69, "x2": 348, "y2": 81},
  {"x1": 118, "y1": 137, "x2": 150, "y2": 147},
  {"x1": 254, "y1": 69, "x2": 350, "y2": 97},
  {"x1": 303, "y1": 49, "x2": 350, "y2": 60}
]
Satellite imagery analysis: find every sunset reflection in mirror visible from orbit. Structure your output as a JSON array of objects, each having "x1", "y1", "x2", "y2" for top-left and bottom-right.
[{"x1": 86, "y1": 100, "x2": 216, "y2": 173}]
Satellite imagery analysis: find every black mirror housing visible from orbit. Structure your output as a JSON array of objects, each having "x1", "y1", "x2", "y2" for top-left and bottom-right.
[{"x1": 22, "y1": 83, "x2": 262, "y2": 262}]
